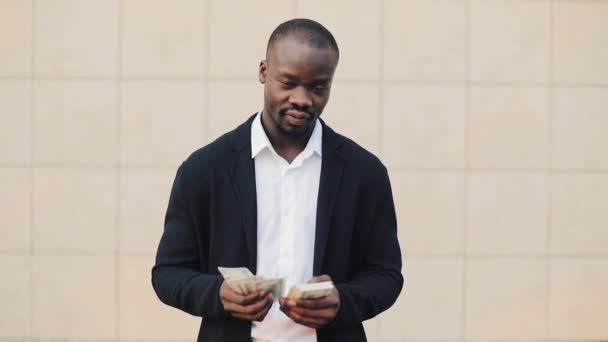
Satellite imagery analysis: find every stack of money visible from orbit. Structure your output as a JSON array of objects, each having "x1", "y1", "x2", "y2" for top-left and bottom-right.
[
  {"x1": 218, "y1": 267, "x2": 284, "y2": 300},
  {"x1": 287, "y1": 281, "x2": 334, "y2": 299}
]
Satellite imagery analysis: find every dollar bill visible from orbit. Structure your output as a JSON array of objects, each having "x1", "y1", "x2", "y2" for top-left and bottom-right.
[
  {"x1": 255, "y1": 277, "x2": 285, "y2": 300},
  {"x1": 218, "y1": 267, "x2": 254, "y2": 280},
  {"x1": 287, "y1": 281, "x2": 334, "y2": 299},
  {"x1": 218, "y1": 267, "x2": 284, "y2": 300},
  {"x1": 229, "y1": 277, "x2": 257, "y2": 295}
]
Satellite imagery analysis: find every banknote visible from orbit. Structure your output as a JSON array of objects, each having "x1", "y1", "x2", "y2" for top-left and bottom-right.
[
  {"x1": 287, "y1": 281, "x2": 334, "y2": 299},
  {"x1": 218, "y1": 267, "x2": 254, "y2": 280},
  {"x1": 255, "y1": 277, "x2": 285, "y2": 299},
  {"x1": 218, "y1": 267, "x2": 284, "y2": 300}
]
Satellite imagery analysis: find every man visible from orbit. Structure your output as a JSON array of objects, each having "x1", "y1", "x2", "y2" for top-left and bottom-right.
[{"x1": 152, "y1": 19, "x2": 403, "y2": 342}]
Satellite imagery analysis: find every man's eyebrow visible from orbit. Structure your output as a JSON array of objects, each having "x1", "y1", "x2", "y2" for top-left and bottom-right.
[
  {"x1": 311, "y1": 77, "x2": 331, "y2": 83},
  {"x1": 276, "y1": 70, "x2": 331, "y2": 83}
]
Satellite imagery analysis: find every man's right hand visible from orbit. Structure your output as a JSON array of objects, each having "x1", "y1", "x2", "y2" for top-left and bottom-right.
[{"x1": 219, "y1": 280, "x2": 273, "y2": 321}]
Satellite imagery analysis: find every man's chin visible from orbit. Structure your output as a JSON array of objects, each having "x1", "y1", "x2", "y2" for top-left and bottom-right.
[{"x1": 279, "y1": 123, "x2": 311, "y2": 137}]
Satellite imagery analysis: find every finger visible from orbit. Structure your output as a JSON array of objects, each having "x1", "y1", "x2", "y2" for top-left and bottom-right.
[
  {"x1": 279, "y1": 297, "x2": 296, "y2": 310},
  {"x1": 222, "y1": 288, "x2": 265, "y2": 306},
  {"x1": 289, "y1": 305, "x2": 334, "y2": 319},
  {"x1": 254, "y1": 298, "x2": 274, "y2": 322},
  {"x1": 279, "y1": 298, "x2": 298, "y2": 313},
  {"x1": 296, "y1": 297, "x2": 339, "y2": 310},
  {"x1": 227, "y1": 293, "x2": 273, "y2": 316},
  {"x1": 281, "y1": 301, "x2": 329, "y2": 327},
  {"x1": 220, "y1": 284, "x2": 243, "y2": 301},
  {"x1": 279, "y1": 297, "x2": 295, "y2": 308},
  {"x1": 285, "y1": 308, "x2": 326, "y2": 328},
  {"x1": 231, "y1": 294, "x2": 273, "y2": 322},
  {"x1": 309, "y1": 274, "x2": 331, "y2": 283}
]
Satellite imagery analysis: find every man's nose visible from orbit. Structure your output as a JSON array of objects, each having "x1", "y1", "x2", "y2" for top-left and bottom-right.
[{"x1": 289, "y1": 86, "x2": 312, "y2": 108}]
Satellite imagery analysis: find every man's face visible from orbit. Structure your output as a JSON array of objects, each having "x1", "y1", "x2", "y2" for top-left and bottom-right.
[{"x1": 259, "y1": 37, "x2": 338, "y2": 138}]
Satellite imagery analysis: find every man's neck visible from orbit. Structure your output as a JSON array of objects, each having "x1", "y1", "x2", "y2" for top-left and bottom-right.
[{"x1": 261, "y1": 111, "x2": 313, "y2": 164}]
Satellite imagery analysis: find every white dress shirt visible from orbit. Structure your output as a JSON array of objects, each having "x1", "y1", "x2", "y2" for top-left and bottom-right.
[{"x1": 250, "y1": 112, "x2": 322, "y2": 342}]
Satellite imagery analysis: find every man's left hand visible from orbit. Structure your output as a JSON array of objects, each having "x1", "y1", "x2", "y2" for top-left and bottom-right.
[{"x1": 279, "y1": 275, "x2": 340, "y2": 329}]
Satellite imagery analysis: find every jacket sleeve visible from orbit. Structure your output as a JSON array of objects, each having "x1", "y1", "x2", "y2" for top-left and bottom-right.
[
  {"x1": 151, "y1": 162, "x2": 229, "y2": 319},
  {"x1": 328, "y1": 166, "x2": 404, "y2": 328}
]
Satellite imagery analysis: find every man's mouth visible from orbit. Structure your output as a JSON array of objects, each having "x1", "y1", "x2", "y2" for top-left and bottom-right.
[
  {"x1": 284, "y1": 110, "x2": 311, "y2": 126},
  {"x1": 284, "y1": 110, "x2": 311, "y2": 120}
]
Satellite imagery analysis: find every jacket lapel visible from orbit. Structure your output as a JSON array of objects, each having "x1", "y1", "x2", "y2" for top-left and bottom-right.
[
  {"x1": 229, "y1": 114, "x2": 258, "y2": 273},
  {"x1": 313, "y1": 122, "x2": 345, "y2": 276},
  {"x1": 231, "y1": 154, "x2": 257, "y2": 273}
]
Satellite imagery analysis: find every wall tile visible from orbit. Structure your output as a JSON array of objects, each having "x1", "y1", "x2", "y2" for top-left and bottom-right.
[
  {"x1": 120, "y1": 255, "x2": 200, "y2": 339},
  {"x1": 378, "y1": 257, "x2": 463, "y2": 341},
  {"x1": 0, "y1": 168, "x2": 30, "y2": 251},
  {"x1": 34, "y1": 0, "x2": 118, "y2": 77},
  {"x1": 467, "y1": 172, "x2": 547, "y2": 255},
  {"x1": 0, "y1": 0, "x2": 32, "y2": 76},
  {"x1": 465, "y1": 258, "x2": 547, "y2": 341},
  {"x1": 0, "y1": 80, "x2": 30, "y2": 164},
  {"x1": 384, "y1": 0, "x2": 466, "y2": 81},
  {"x1": 321, "y1": 82, "x2": 380, "y2": 155},
  {"x1": 391, "y1": 171, "x2": 464, "y2": 256},
  {"x1": 121, "y1": 82, "x2": 205, "y2": 166},
  {"x1": 552, "y1": 87, "x2": 608, "y2": 169},
  {"x1": 297, "y1": 0, "x2": 380, "y2": 81},
  {"x1": 32, "y1": 255, "x2": 116, "y2": 339},
  {"x1": 553, "y1": 1, "x2": 608, "y2": 84},
  {"x1": 122, "y1": 0, "x2": 206, "y2": 77},
  {"x1": 120, "y1": 168, "x2": 175, "y2": 254},
  {"x1": 551, "y1": 174, "x2": 608, "y2": 255},
  {"x1": 549, "y1": 258, "x2": 608, "y2": 340},
  {"x1": 470, "y1": 0, "x2": 550, "y2": 82},
  {"x1": 33, "y1": 168, "x2": 117, "y2": 252},
  {"x1": 469, "y1": 86, "x2": 549, "y2": 169},
  {"x1": 0, "y1": 255, "x2": 30, "y2": 338},
  {"x1": 207, "y1": 81, "x2": 262, "y2": 142},
  {"x1": 383, "y1": 85, "x2": 466, "y2": 168},
  {"x1": 209, "y1": 0, "x2": 294, "y2": 78},
  {"x1": 33, "y1": 81, "x2": 118, "y2": 165}
]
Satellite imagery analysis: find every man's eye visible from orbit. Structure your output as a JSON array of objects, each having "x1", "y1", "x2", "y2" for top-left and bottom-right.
[
  {"x1": 280, "y1": 80, "x2": 295, "y2": 87},
  {"x1": 313, "y1": 86, "x2": 327, "y2": 93}
]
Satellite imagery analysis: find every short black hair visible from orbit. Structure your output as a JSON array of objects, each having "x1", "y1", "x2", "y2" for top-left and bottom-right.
[{"x1": 267, "y1": 18, "x2": 339, "y2": 59}]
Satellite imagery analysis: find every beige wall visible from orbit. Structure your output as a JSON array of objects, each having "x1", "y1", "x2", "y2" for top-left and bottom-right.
[{"x1": 1, "y1": 0, "x2": 607, "y2": 341}]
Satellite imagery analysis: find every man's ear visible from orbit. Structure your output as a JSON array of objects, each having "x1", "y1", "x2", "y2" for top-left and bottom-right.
[{"x1": 259, "y1": 59, "x2": 267, "y2": 84}]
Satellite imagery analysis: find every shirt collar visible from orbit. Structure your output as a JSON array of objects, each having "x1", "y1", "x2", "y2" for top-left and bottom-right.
[{"x1": 251, "y1": 111, "x2": 323, "y2": 159}]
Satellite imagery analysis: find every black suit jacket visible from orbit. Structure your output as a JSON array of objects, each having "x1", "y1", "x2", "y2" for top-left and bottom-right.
[{"x1": 152, "y1": 114, "x2": 403, "y2": 341}]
